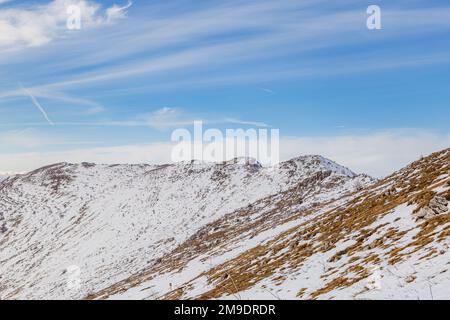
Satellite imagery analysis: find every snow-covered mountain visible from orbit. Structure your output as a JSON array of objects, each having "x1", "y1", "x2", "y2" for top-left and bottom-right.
[
  {"x1": 0, "y1": 151, "x2": 449, "y2": 300},
  {"x1": 0, "y1": 172, "x2": 18, "y2": 183},
  {"x1": 0, "y1": 156, "x2": 370, "y2": 299}
]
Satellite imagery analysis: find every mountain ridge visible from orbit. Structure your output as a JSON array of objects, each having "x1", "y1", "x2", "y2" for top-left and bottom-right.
[
  {"x1": 87, "y1": 149, "x2": 450, "y2": 300},
  {"x1": 1, "y1": 150, "x2": 449, "y2": 300},
  {"x1": 0, "y1": 154, "x2": 370, "y2": 299}
]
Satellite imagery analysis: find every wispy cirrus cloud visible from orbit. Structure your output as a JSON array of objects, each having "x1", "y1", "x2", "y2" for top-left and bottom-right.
[
  {"x1": 2, "y1": 1, "x2": 450, "y2": 97},
  {"x1": 1, "y1": 0, "x2": 450, "y2": 176},
  {"x1": 0, "y1": 107, "x2": 267, "y2": 130},
  {"x1": 23, "y1": 108, "x2": 267, "y2": 130},
  {"x1": 0, "y1": 85, "x2": 105, "y2": 116},
  {"x1": 137, "y1": 107, "x2": 267, "y2": 131},
  {"x1": 106, "y1": 0, "x2": 132, "y2": 21}
]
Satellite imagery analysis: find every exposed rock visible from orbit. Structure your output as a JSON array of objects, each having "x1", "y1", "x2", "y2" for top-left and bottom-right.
[
  {"x1": 0, "y1": 222, "x2": 7, "y2": 234},
  {"x1": 414, "y1": 195, "x2": 448, "y2": 220}
]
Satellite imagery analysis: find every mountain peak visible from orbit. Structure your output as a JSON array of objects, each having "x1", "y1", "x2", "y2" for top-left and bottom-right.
[
  {"x1": 281, "y1": 154, "x2": 357, "y2": 178},
  {"x1": 0, "y1": 153, "x2": 370, "y2": 299},
  {"x1": 1, "y1": 149, "x2": 449, "y2": 300}
]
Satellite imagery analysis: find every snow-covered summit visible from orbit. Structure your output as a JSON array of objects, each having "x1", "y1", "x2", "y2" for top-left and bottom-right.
[
  {"x1": 0, "y1": 155, "x2": 370, "y2": 300},
  {"x1": 284, "y1": 155, "x2": 357, "y2": 178},
  {"x1": 2, "y1": 150, "x2": 449, "y2": 300}
]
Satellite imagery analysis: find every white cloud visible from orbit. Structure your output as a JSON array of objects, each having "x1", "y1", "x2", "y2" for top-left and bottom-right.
[
  {"x1": 139, "y1": 107, "x2": 194, "y2": 131},
  {"x1": 0, "y1": 0, "x2": 129, "y2": 51},
  {"x1": 106, "y1": 0, "x2": 132, "y2": 22},
  {"x1": 1, "y1": 129, "x2": 449, "y2": 177},
  {"x1": 2, "y1": 1, "x2": 450, "y2": 97}
]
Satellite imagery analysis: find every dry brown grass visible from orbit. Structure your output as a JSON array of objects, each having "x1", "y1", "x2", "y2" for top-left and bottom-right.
[{"x1": 85, "y1": 148, "x2": 450, "y2": 300}]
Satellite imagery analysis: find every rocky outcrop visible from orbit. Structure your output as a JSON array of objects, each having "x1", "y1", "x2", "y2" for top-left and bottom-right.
[{"x1": 414, "y1": 195, "x2": 449, "y2": 220}]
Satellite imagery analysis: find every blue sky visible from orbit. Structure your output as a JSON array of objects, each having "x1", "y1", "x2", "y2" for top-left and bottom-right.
[{"x1": 0, "y1": 0, "x2": 450, "y2": 176}]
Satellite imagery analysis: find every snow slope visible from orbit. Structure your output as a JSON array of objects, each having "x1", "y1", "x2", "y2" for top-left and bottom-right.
[
  {"x1": 88, "y1": 149, "x2": 450, "y2": 300},
  {"x1": 0, "y1": 156, "x2": 371, "y2": 299},
  {"x1": 1, "y1": 150, "x2": 449, "y2": 300}
]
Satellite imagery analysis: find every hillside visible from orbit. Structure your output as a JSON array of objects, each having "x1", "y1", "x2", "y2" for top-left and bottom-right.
[
  {"x1": 0, "y1": 156, "x2": 370, "y2": 299},
  {"x1": 1, "y1": 150, "x2": 448, "y2": 300},
  {"x1": 87, "y1": 149, "x2": 450, "y2": 300}
]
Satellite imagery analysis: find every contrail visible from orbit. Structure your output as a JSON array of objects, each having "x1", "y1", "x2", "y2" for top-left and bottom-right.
[{"x1": 19, "y1": 84, "x2": 54, "y2": 126}]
